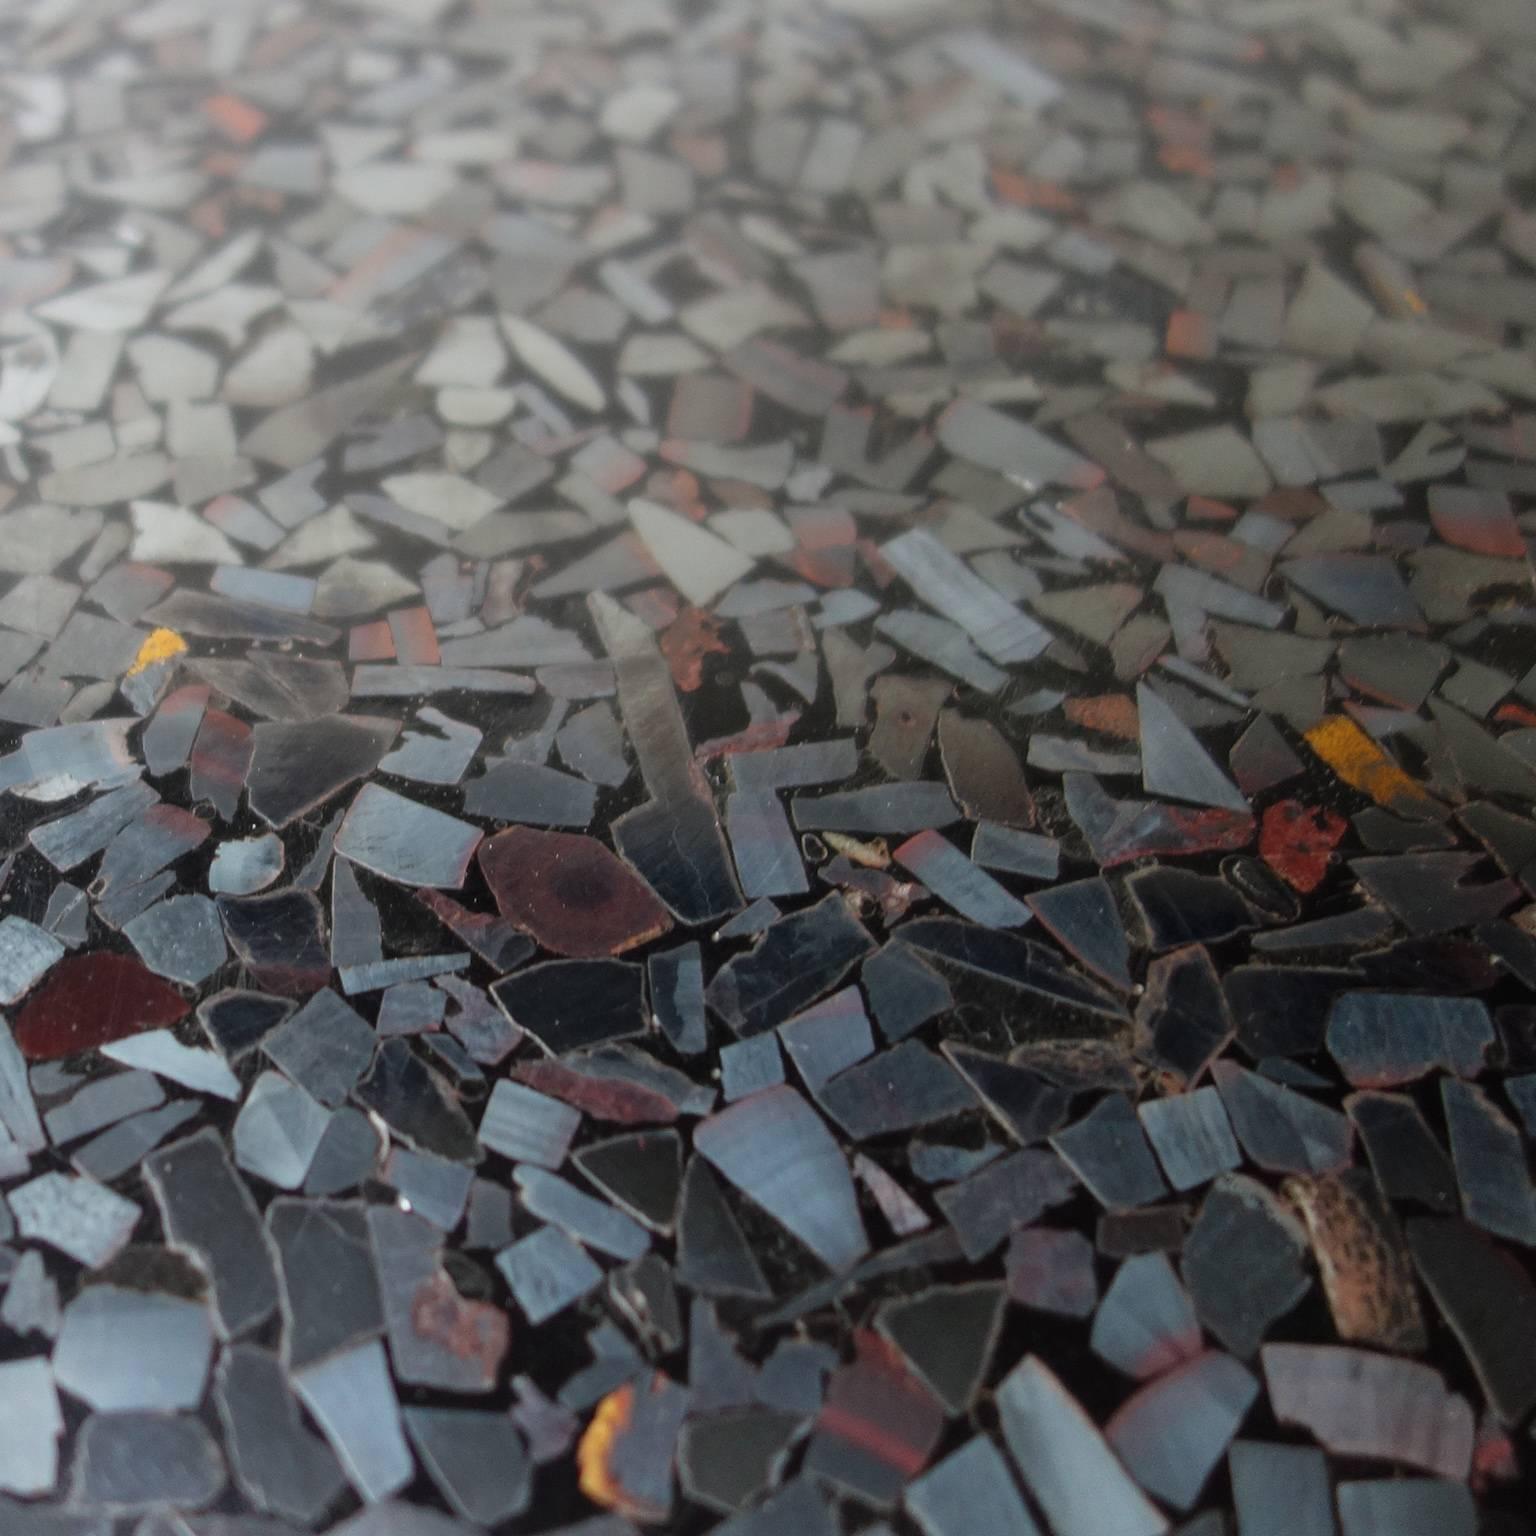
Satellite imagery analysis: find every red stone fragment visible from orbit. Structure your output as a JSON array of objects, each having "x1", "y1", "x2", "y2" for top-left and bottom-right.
[
  {"x1": 410, "y1": 1271, "x2": 509, "y2": 1390},
  {"x1": 1006, "y1": 1227, "x2": 1098, "y2": 1317},
  {"x1": 1065, "y1": 693, "x2": 1140, "y2": 741},
  {"x1": 692, "y1": 715, "x2": 799, "y2": 762},
  {"x1": 349, "y1": 620, "x2": 394, "y2": 662},
  {"x1": 478, "y1": 826, "x2": 672, "y2": 959},
  {"x1": 788, "y1": 545, "x2": 857, "y2": 588},
  {"x1": 1186, "y1": 495, "x2": 1236, "y2": 522},
  {"x1": 203, "y1": 92, "x2": 268, "y2": 143},
  {"x1": 806, "y1": 1330, "x2": 946, "y2": 1501},
  {"x1": 415, "y1": 889, "x2": 524, "y2": 968},
  {"x1": 514, "y1": 1059, "x2": 678, "y2": 1125},
  {"x1": 190, "y1": 707, "x2": 253, "y2": 820},
  {"x1": 1165, "y1": 309, "x2": 1214, "y2": 359},
  {"x1": 1254, "y1": 487, "x2": 1328, "y2": 522},
  {"x1": 14, "y1": 953, "x2": 187, "y2": 1061},
  {"x1": 387, "y1": 605, "x2": 440, "y2": 667},
  {"x1": 1429, "y1": 491, "x2": 1524, "y2": 558},
  {"x1": 1261, "y1": 800, "x2": 1347, "y2": 893},
  {"x1": 1473, "y1": 1419, "x2": 1521, "y2": 1490},
  {"x1": 1094, "y1": 804, "x2": 1255, "y2": 868},
  {"x1": 658, "y1": 605, "x2": 728, "y2": 693},
  {"x1": 1058, "y1": 485, "x2": 1176, "y2": 562}
]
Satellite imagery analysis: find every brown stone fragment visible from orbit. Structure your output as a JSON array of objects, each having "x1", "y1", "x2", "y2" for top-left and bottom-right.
[
  {"x1": 514, "y1": 1059, "x2": 679, "y2": 1125},
  {"x1": 479, "y1": 826, "x2": 672, "y2": 959},
  {"x1": 1284, "y1": 1168, "x2": 1426, "y2": 1352},
  {"x1": 869, "y1": 674, "x2": 949, "y2": 779},
  {"x1": 938, "y1": 709, "x2": 1033, "y2": 826},
  {"x1": 1065, "y1": 693, "x2": 1140, "y2": 741},
  {"x1": 659, "y1": 605, "x2": 728, "y2": 693},
  {"x1": 410, "y1": 1272, "x2": 509, "y2": 1390}
]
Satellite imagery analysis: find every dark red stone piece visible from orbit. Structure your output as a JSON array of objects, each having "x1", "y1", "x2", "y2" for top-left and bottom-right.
[
  {"x1": 478, "y1": 826, "x2": 672, "y2": 959},
  {"x1": 14, "y1": 952, "x2": 187, "y2": 1061}
]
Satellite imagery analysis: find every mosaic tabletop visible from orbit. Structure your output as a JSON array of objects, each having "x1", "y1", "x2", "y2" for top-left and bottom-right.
[{"x1": 0, "y1": 0, "x2": 1533, "y2": 1531}]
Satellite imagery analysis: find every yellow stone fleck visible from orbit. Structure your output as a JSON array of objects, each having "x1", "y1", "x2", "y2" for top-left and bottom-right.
[
  {"x1": 576, "y1": 1382, "x2": 634, "y2": 1512},
  {"x1": 126, "y1": 627, "x2": 187, "y2": 677},
  {"x1": 1303, "y1": 715, "x2": 1441, "y2": 821}
]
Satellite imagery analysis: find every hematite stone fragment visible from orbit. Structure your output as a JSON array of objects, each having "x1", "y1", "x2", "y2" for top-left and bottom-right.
[
  {"x1": 1407, "y1": 1217, "x2": 1536, "y2": 1425},
  {"x1": 53, "y1": 1284, "x2": 214, "y2": 1412},
  {"x1": 905, "y1": 1437, "x2": 1040, "y2": 1536},
  {"x1": 1224, "y1": 965, "x2": 1355, "y2": 1059},
  {"x1": 144, "y1": 1127, "x2": 279, "y2": 1338},
  {"x1": 0, "y1": 1358, "x2": 62, "y2": 1499},
  {"x1": 215, "y1": 1346, "x2": 348, "y2": 1524},
  {"x1": 292, "y1": 1339, "x2": 413, "y2": 1504},
  {"x1": 1106, "y1": 1352, "x2": 1257, "y2": 1512},
  {"x1": 1183, "y1": 1175, "x2": 1310, "y2": 1358},
  {"x1": 996, "y1": 1356, "x2": 1166, "y2": 1536},
  {"x1": 218, "y1": 890, "x2": 331, "y2": 996},
  {"x1": 575, "y1": 1130, "x2": 683, "y2": 1234},
  {"x1": 267, "y1": 1198, "x2": 382, "y2": 1371},
  {"x1": 335, "y1": 784, "x2": 483, "y2": 888},
  {"x1": 818, "y1": 1041, "x2": 975, "y2": 1139},
  {"x1": 492, "y1": 959, "x2": 646, "y2": 1055},
  {"x1": 262, "y1": 989, "x2": 376, "y2": 1108},
  {"x1": 679, "y1": 1408, "x2": 802, "y2": 1515},
  {"x1": 706, "y1": 895, "x2": 875, "y2": 1038},
  {"x1": 1051, "y1": 1094, "x2": 1169, "y2": 1210},
  {"x1": 1134, "y1": 946, "x2": 1233, "y2": 1086},
  {"x1": 1228, "y1": 1442, "x2": 1334, "y2": 1536},
  {"x1": 876, "y1": 1281, "x2": 1004, "y2": 1412},
  {"x1": 354, "y1": 1039, "x2": 479, "y2": 1163},
  {"x1": 1028, "y1": 877, "x2": 1132, "y2": 991},
  {"x1": 496, "y1": 1225, "x2": 603, "y2": 1324},
  {"x1": 695, "y1": 1084, "x2": 868, "y2": 1272},
  {"x1": 676, "y1": 1157, "x2": 771, "y2": 1301},
  {"x1": 1091, "y1": 1252, "x2": 1201, "y2": 1378},
  {"x1": 247, "y1": 714, "x2": 402, "y2": 828},
  {"x1": 69, "y1": 1413, "x2": 225, "y2": 1513},
  {"x1": 1346, "y1": 1090, "x2": 1458, "y2": 1210},
  {"x1": 648, "y1": 941, "x2": 707, "y2": 1055},
  {"x1": 405, "y1": 1407, "x2": 532, "y2": 1525},
  {"x1": 1337, "y1": 1480, "x2": 1476, "y2": 1536}
]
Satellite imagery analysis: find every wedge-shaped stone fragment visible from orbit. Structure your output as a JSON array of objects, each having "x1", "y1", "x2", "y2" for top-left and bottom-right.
[
  {"x1": 996, "y1": 1356, "x2": 1168, "y2": 1536},
  {"x1": 694, "y1": 1084, "x2": 868, "y2": 1271},
  {"x1": 336, "y1": 784, "x2": 482, "y2": 887},
  {"x1": 144, "y1": 1128, "x2": 278, "y2": 1338},
  {"x1": 247, "y1": 715, "x2": 401, "y2": 828}
]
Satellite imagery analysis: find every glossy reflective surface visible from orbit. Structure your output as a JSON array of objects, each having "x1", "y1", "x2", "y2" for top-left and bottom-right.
[{"x1": 0, "y1": 0, "x2": 1534, "y2": 1532}]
